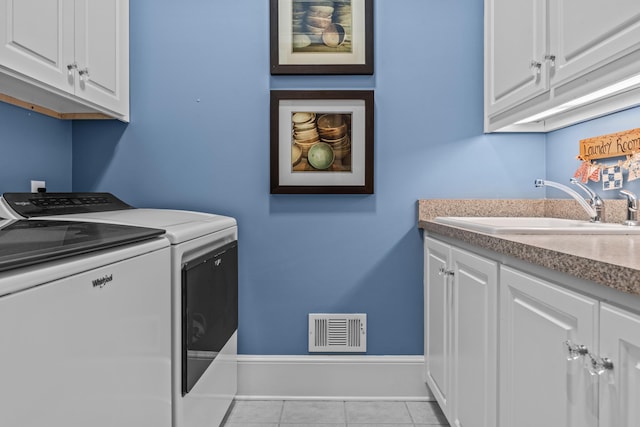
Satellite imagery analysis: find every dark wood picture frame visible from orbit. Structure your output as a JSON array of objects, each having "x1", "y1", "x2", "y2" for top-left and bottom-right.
[
  {"x1": 270, "y1": 90, "x2": 374, "y2": 194},
  {"x1": 270, "y1": 0, "x2": 374, "y2": 75}
]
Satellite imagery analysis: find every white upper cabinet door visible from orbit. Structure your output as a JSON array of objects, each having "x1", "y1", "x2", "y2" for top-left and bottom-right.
[
  {"x1": 424, "y1": 237, "x2": 451, "y2": 416},
  {"x1": 0, "y1": 0, "x2": 128, "y2": 120},
  {"x1": 499, "y1": 267, "x2": 599, "y2": 427},
  {"x1": 599, "y1": 304, "x2": 640, "y2": 427},
  {"x1": 74, "y1": 0, "x2": 129, "y2": 117},
  {"x1": 450, "y1": 248, "x2": 497, "y2": 427},
  {"x1": 0, "y1": 0, "x2": 74, "y2": 92},
  {"x1": 549, "y1": 0, "x2": 640, "y2": 86},
  {"x1": 486, "y1": 0, "x2": 549, "y2": 116}
]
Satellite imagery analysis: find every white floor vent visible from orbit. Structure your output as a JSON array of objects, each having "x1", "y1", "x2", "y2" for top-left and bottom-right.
[{"x1": 308, "y1": 313, "x2": 367, "y2": 353}]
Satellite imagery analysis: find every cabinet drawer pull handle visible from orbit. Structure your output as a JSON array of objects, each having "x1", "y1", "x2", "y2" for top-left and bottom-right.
[
  {"x1": 563, "y1": 340, "x2": 588, "y2": 360},
  {"x1": 438, "y1": 267, "x2": 454, "y2": 277}
]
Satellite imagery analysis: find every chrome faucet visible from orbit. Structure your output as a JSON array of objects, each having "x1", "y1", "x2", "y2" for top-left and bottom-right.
[
  {"x1": 534, "y1": 179, "x2": 601, "y2": 222},
  {"x1": 619, "y1": 189, "x2": 638, "y2": 226},
  {"x1": 569, "y1": 178, "x2": 603, "y2": 222}
]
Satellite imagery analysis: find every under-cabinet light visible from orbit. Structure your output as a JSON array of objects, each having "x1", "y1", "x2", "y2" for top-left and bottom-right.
[{"x1": 514, "y1": 74, "x2": 640, "y2": 124}]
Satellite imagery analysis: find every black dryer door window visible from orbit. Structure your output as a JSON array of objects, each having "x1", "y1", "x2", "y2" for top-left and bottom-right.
[{"x1": 181, "y1": 241, "x2": 238, "y2": 395}]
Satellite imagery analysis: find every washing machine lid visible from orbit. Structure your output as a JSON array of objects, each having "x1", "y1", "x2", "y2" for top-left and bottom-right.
[
  {"x1": 0, "y1": 219, "x2": 165, "y2": 272},
  {"x1": 36, "y1": 209, "x2": 237, "y2": 244}
]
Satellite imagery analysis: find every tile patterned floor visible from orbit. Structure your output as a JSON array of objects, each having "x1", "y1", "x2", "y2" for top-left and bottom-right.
[{"x1": 221, "y1": 400, "x2": 450, "y2": 426}]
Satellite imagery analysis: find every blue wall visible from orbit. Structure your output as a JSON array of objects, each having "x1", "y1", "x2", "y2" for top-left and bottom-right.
[
  {"x1": 0, "y1": 102, "x2": 72, "y2": 195},
  {"x1": 70, "y1": 0, "x2": 546, "y2": 355},
  {"x1": 15, "y1": 0, "x2": 637, "y2": 355},
  {"x1": 546, "y1": 106, "x2": 640, "y2": 199}
]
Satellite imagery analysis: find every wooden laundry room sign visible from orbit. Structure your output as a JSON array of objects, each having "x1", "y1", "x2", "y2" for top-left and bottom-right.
[{"x1": 579, "y1": 128, "x2": 640, "y2": 161}]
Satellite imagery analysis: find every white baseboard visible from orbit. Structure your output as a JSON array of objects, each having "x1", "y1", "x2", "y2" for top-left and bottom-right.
[{"x1": 237, "y1": 355, "x2": 433, "y2": 401}]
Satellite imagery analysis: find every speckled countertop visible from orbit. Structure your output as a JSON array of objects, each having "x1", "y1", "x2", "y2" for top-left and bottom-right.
[{"x1": 418, "y1": 199, "x2": 640, "y2": 297}]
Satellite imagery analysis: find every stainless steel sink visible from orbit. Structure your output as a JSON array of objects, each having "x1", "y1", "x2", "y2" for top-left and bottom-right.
[{"x1": 433, "y1": 216, "x2": 640, "y2": 235}]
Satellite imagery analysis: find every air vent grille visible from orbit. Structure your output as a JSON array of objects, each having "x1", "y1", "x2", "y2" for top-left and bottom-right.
[{"x1": 308, "y1": 313, "x2": 366, "y2": 352}]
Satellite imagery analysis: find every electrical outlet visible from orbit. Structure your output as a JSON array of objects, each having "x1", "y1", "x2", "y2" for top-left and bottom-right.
[{"x1": 30, "y1": 180, "x2": 45, "y2": 193}]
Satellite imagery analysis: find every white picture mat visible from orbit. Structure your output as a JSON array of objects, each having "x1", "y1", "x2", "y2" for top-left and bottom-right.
[
  {"x1": 278, "y1": 0, "x2": 367, "y2": 66},
  {"x1": 279, "y1": 99, "x2": 367, "y2": 187}
]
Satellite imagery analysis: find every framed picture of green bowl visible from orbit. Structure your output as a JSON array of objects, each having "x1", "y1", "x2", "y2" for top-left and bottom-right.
[
  {"x1": 270, "y1": 0, "x2": 374, "y2": 75},
  {"x1": 270, "y1": 90, "x2": 374, "y2": 194}
]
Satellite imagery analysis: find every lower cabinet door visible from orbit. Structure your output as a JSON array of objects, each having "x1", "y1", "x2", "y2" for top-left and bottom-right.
[
  {"x1": 499, "y1": 267, "x2": 599, "y2": 427},
  {"x1": 450, "y1": 248, "x2": 498, "y2": 427},
  {"x1": 424, "y1": 237, "x2": 451, "y2": 414},
  {"x1": 599, "y1": 303, "x2": 640, "y2": 427}
]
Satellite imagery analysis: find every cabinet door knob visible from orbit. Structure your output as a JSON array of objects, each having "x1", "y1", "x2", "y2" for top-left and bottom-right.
[
  {"x1": 586, "y1": 353, "x2": 614, "y2": 375},
  {"x1": 563, "y1": 340, "x2": 588, "y2": 360},
  {"x1": 544, "y1": 54, "x2": 556, "y2": 67},
  {"x1": 530, "y1": 60, "x2": 542, "y2": 75},
  {"x1": 67, "y1": 62, "x2": 78, "y2": 76},
  {"x1": 78, "y1": 67, "x2": 90, "y2": 82},
  {"x1": 438, "y1": 267, "x2": 454, "y2": 277}
]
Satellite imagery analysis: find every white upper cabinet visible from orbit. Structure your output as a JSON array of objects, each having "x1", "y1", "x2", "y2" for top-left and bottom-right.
[
  {"x1": 485, "y1": 0, "x2": 548, "y2": 118},
  {"x1": 0, "y1": 0, "x2": 74, "y2": 89},
  {"x1": 73, "y1": 0, "x2": 129, "y2": 117},
  {"x1": 0, "y1": 0, "x2": 129, "y2": 121},
  {"x1": 550, "y1": 0, "x2": 640, "y2": 86},
  {"x1": 485, "y1": 0, "x2": 640, "y2": 132}
]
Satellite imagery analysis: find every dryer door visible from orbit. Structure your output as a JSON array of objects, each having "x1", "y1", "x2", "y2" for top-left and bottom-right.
[{"x1": 181, "y1": 240, "x2": 238, "y2": 395}]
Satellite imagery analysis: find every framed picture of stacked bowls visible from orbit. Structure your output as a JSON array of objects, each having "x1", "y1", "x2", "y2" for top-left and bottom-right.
[
  {"x1": 270, "y1": 0, "x2": 373, "y2": 74},
  {"x1": 270, "y1": 90, "x2": 374, "y2": 194}
]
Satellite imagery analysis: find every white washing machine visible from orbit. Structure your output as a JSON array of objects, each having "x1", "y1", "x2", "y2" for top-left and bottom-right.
[
  {"x1": 0, "y1": 218, "x2": 172, "y2": 427},
  {"x1": 1, "y1": 193, "x2": 239, "y2": 427}
]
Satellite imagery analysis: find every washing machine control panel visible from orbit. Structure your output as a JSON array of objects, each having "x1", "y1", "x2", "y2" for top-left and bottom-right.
[{"x1": 3, "y1": 192, "x2": 133, "y2": 218}]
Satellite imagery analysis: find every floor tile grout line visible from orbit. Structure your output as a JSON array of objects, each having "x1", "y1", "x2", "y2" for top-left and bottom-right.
[
  {"x1": 405, "y1": 401, "x2": 415, "y2": 424},
  {"x1": 343, "y1": 399, "x2": 348, "y2": 424},
  {"x1": 278, "y1": 399, "x2": 285, "y2": 423}
]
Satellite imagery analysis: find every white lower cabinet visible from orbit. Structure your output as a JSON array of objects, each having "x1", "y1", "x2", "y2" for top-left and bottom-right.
[
  {"x1": 500, "y1": 266, "x2": 599, "y2": 427},
  {"x1": 424, "y1": 234, "x2": 640, "y2": 427},
  {"x1": 424, "y1": 237, "x2": 449, "y2": 410},
  {"x1": 424, "y1": 237, "x2": 497, "y2": 427},
  {"x1": 599, "y1": 304, "x2": 640, "y2": 427},
  {"x1": 500, "y1": 268, "x2": 640, "y2": 427}
]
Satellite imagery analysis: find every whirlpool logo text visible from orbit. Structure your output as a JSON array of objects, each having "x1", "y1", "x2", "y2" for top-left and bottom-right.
[{"x1": 92, "y1": 274, "x2": 113, "y2": 288}]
